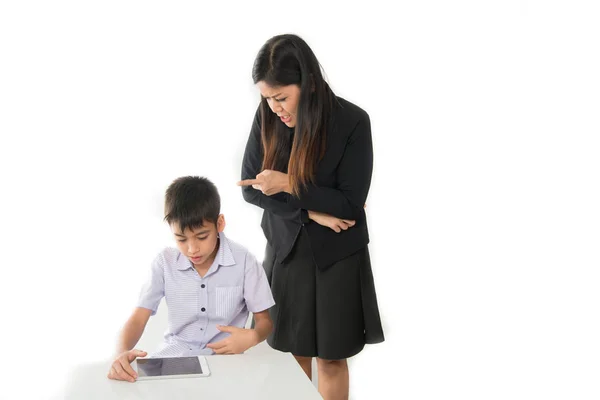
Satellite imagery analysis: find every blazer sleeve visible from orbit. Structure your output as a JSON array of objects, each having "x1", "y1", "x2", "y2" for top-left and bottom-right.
[{"x1": 241, "y1": 107, "x2": 309, "y2": 223}]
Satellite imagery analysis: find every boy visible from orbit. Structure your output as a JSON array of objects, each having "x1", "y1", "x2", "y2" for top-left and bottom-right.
[{"x1": 107, "y1": 176, "x2": 275, "y2": 382}]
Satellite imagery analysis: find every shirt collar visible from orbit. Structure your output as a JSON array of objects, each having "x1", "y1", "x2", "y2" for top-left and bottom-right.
[{"x1": 176, "y1": 232, "x2": 235, "y2": 270}]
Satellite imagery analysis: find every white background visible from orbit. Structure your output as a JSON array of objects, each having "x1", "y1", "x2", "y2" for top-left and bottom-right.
[{"x1": 1, "y1": 1, "x2": 599, "y2": 399}]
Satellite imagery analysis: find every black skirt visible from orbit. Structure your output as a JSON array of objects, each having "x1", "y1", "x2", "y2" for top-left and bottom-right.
[{"x1": 262, "y1": 227, "x2": 384, "y2": 360}]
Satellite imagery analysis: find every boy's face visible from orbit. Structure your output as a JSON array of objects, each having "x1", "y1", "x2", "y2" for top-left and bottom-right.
[{"x1": 171, "y1": 214, "x2": 226, "y2": 269}]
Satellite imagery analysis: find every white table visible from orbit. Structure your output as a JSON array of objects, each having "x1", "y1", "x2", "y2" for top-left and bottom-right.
[{"x1": 55, "y1": 342, "x2": 322, "y2": 399}]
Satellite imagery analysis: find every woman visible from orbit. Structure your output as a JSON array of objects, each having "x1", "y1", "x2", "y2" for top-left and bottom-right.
[{"x1": 238, "y1": 34, "x2": 384, "y2": 400}]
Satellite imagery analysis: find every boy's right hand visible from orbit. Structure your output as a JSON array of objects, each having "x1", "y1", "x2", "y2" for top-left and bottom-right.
[
  {"x1": 107, "y1": 349, "x2": 147, "y2": 383},
  {"x1": 307, "y1": 210, "x2": 356, "y2": 233}
]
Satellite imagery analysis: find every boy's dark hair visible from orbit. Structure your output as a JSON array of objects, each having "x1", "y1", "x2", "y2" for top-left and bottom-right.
[{"x1": 164, "y1": 176, "x2": 221, "y2": 233}]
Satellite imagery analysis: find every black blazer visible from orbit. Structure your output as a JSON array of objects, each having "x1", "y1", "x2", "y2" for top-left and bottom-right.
[{"x1": 241, "y1": 96, "x2": 373, "y2": 269}]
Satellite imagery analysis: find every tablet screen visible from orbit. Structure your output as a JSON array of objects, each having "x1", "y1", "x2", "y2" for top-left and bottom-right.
[{"x1": 136, "y1": 357, "x2": 203, "y2": 377}]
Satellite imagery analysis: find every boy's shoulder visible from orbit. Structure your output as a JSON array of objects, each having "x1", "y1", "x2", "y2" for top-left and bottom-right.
[
  {"x1": 220, "y1": 233, "x2": 259, "y2": 267},
  {"x1": 223, "y1": 234, "x2": 249, "y2": 255},
  {"x1": 153, "y1": 247, "x2": 185, "y2": 269}
]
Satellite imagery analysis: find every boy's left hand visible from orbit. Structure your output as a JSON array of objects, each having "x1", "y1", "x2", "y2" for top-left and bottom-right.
[{"x1": 206, "y1": 325, "x2": 260, "y2": 354}]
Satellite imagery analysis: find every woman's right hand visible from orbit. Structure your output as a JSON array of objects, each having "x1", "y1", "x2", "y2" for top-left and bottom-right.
[
  {"x1": 107, "y1": 349, "x2": 147, "y2": 382},
  {"x1": 308, "y1": 210, "x2": 356, "y2": 233}
]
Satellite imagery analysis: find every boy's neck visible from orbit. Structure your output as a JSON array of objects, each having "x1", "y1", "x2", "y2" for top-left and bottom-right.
[
  {"x1": 193, "y1": 238, "x2": 220, "y2": 277},
  {"x1": 194, "y1": 266, "x2": 210, "y2": 278}
]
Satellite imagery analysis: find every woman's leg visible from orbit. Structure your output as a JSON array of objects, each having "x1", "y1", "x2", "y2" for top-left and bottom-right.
[
  {"x1": 316, "y1": 358, "x2": 349, "y2": 400},
  {"x1": 293, "y1": 355, "x2": 313, "y2": 380}
]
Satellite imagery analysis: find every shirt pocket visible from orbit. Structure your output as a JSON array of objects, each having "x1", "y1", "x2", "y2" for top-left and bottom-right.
[{"x1": 215, "y1": 286, "x2": 243, "y2": 319}]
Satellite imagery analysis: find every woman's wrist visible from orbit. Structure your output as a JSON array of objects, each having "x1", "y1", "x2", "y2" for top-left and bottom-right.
[{"x1": 281, "y1": 174, "x2": 292, "y2": 194}]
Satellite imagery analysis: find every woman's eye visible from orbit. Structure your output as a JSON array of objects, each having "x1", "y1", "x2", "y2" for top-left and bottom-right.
[{"x1": 274, "y1": 97, "x2": 286, "y2": 102}]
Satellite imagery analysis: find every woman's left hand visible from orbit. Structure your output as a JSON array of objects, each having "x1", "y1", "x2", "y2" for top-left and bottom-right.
[{"x1": 237, "y1": 170, "x2": 290, "y2": 196}]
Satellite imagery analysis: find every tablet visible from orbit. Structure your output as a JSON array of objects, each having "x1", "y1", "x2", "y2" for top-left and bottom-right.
[{"x1": 133, "y1": 356, "x2": 210, "y2": 380}]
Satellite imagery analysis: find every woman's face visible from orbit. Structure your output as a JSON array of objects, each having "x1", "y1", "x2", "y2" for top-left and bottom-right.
[{"x1": 257, "y1": 81, "x2": 301, "y2": 128}]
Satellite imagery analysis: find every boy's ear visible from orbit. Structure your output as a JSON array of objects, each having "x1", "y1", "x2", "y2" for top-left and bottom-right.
[{"x1": 217, "y1": 214, "x2": 226, "y2": 233}]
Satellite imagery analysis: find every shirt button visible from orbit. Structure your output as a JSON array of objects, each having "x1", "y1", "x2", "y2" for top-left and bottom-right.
[
  {"x1": 201, "y1": 284, "x2": 206, "y2": 288},
  {"x1": 201, "y1": 307, "x2": 206, "y2": 312}
]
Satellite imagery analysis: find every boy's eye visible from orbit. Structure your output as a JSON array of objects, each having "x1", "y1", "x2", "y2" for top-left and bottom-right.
[{"x1": 178, "y1": 236, "x2": 208, "y2": 242}]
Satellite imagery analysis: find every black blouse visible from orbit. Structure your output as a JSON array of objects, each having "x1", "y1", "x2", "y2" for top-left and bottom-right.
[{"x1": 241, "y1": 96, "x2": 373, "y2": 269}]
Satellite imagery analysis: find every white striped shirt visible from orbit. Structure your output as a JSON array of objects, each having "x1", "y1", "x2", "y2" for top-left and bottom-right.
[{"x1": 138, "y1": 232, "x2": 275, "y2": 357}]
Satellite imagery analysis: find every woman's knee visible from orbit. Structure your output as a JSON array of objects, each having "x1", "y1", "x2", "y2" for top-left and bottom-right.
[{"x1": 316, "y1": 358, "x2": 347, "y2": 373}]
